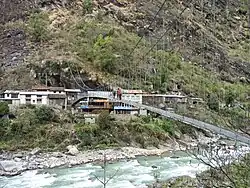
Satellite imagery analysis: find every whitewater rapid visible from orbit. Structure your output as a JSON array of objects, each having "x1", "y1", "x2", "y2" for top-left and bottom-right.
[
  {"x1": 0, "y1": 153, "x2": 208, "y2": 188},
  {"x1": 1, "y1": 145, "x2": 249, "y2": 188}
]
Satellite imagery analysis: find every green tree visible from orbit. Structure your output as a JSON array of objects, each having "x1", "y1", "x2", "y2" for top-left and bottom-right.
[
  {"x1": 27, "y1": 12, "x2": 49, "y2": 42},
  {"x1": 0, "y1": 102, "x2": 9, "y2": 114},
  {"x1": 93, "y1": 35, "x2": 117, "y2": 73}
]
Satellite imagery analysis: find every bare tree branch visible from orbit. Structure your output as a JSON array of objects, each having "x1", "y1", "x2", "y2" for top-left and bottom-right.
[
  {"x1": 105, "y1": 168, "x2": 120, "y2": 185},
  {"x1": 93, "y1": 153, "x2": 120, "y2": 188}
]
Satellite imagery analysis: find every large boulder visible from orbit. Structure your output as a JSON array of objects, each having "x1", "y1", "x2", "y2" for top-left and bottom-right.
[
  {"x1": 66, "y1": 145, "x2": 79, "y2": 156},
  {"x1": 0, "y1": 160, "x2": 24, "y2": 172},
  {"x1": 30, "y1": 147, "x2": 41, "y2": 155}
]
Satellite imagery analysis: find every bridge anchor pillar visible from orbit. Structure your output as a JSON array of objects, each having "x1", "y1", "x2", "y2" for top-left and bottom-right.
[{"x1": 139, "y1": 108, "x2": 148, "y2": 116}]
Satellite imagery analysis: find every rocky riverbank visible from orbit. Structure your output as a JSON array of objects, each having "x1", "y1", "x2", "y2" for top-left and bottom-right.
[
  {"x1": 0, "y1": 146, "x2": 176, "y2": 177},
  {"x1": 0, "y1": 132, "x2": 230, "y2": 177}
]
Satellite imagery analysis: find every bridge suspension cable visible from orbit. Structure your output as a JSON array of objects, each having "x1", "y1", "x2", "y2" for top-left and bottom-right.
[
  {"x1": 127, "y1": 0, "x2": 168, "y2": 57},
  {"x1": 131, "y1": 4, "x2": 190, "y2": 82}
]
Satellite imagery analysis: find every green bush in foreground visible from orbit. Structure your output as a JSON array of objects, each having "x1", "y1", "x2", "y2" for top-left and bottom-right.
[
  {"x1": 0, "y1": 102, "x2": 9, "y2": 114},
  {"x1": 34, "y1": 106, "x2": 55, "y2": 124}
]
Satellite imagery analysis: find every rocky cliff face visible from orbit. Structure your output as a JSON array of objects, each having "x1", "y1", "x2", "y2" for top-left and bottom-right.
[{"x1": 0, "y1": 0, "x2": 249, "y2": 89}]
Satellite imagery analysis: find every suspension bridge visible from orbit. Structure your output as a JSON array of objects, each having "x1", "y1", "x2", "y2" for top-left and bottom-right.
[
  {"x1": 72, "y1": 92, "x2": 250, "y2": 145},
  {"x1": 68, "y1": 0, "x2": 250, "y2": 146}
]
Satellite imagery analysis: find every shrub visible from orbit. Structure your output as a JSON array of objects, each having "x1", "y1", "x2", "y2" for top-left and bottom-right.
[
  {"x1": 141, "y1": 116, "x2": 151, "y2": 123},
  {"x1": 178, "y1": 124, "x2": 194, "y2": 135},
  {"x1": 27, "y1": 12, "x2": 49, "y2": 42},
  {"x1": 207, "y1": 94, "x2": 219, "y2": 111},
  {"x1": 135, "y1": 134, "x2": 146, "y2": 148},
  {"x1": 34, "y1": 106, "x2": 54, "y2": 124},
  {"x1": 160, "y1": 120, "x2": 175, "y2": 136},
  {"x1": 0, "y1": 102, "x2": 9, "y2": 114},
  {"x1": 45, "y1": 127, "x2": 71, "y2": 144},
  {"x1": 11, "y1": 109, "x2": 38, "y2": 135},
  {"x1": 225, "y1": 89, "x2": 236, "y2": 107},
  {"x1": 0, "y1": 119, "x2": 11, "y2": 140},
  {"x1": 83, "y1": 0, "x2": 93, "y2": 14},
  {"x1": 97, "y1": 111, "x2": 112, "y2": 129},
  {"x1": 93, "y1": 35, "x2": 117, "y2": 73}
]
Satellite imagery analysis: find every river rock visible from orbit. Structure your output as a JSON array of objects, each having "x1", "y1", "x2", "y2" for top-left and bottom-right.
[
  {"x1": 14, "y1": 157, "x2": 22, "y2": 162},
  {"x1": 30, "y1": 147, "x2": 41, "y2": 155},
  {"x1": 66, "y1": 145, "x2": 79, "y2": 156},
  {"x1": 51, "y1": 152, "x2": 64, "y2": 158},
  {"x1": 13, "y1": 152, "x2": 24, "y2": 158},
  {"x1": 182, "y1": 134, "x2": 192, "y2": 141},
  {"x1": 219, "y1": 141, "x2": 227, "y2": 146},
  {"x1": 174, "y1": 131, "x2": 181, "y2": 139},
  {"x1": 0, "y1": 160, "x2": 23, "y2": 172}
]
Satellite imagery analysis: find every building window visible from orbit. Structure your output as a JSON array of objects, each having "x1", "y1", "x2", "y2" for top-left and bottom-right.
[
  {"x1": 33, "y1": 100, "x2": 36, "y2": 103},
  {"x1": 26, "y1": 95, "x2": 31, "y2": 98},
  {"x1": 54, "y1": 91, "x2": 56, "y2": 93},
  {"x1": 59, "y1": 91, "x2": 61, "y2": 93},
  {"x1": 37, "y1": 95, "x2": 42, "y2": 98},
  {"x1": 11, "y1": 94, "x2": 18, "y2": 98},
  {"x1": 37, "y1": 99, "x2": 42, "y2": 103},
  {"x1": 6, "y1": 94, "x2": 10, "y2": 97},
  {"x1": 26, "y1": 99, "x2": 31, "y2": 103}
]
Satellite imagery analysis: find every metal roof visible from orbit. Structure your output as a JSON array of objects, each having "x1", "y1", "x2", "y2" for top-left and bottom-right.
[
  {"x1": 65, "y1": 89, "x2": 81, "y2": 92},
  {"x1": 19, "y1": 91, "x2": 51, "y2": 95},
  {"x1": 49, "y1": 87, "x2": 65, "y2": 91},
  {"x1": 4, "y1": 90, "x2": 20, "y2": 94}
]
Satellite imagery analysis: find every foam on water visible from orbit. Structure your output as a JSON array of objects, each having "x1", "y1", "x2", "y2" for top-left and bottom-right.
[
  {"x1": 1, "y1": 146, "x2": 248, "y2": 188},
  {"x1": 0, "y1": 170, "x2": 56, "y2": 188}
]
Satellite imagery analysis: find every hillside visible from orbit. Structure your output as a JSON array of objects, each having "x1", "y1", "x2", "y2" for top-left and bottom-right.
[
  {"x1": 0, "y1": 0, "x2": 249, "y2": 86},
  {"x1": 0, "y1": 1, "x2": 249, "y2": 129}
]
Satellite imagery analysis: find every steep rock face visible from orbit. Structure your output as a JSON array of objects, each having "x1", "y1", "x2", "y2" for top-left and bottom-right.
[
  {"x1": 0, "y1": 27, "x2": 28, "y2": 69},
  {"x1": 0, "y1": 0, "x2": 35, "y2": 24}
]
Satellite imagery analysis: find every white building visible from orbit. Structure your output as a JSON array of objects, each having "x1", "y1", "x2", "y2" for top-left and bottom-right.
[
  {"x1": 19, "y1": 91, "x2": 51, "y2": 105},
  {"x1": 122, "y1": 90, "x2": 143, "y2": 104},
  {"x1": 87, "y1": 90, "x2": 143, "y2": 104},
  {"x1": 1, "y1": 90, "x2": 20, "y2": 106},
  {"x1": 87, "y1": 91, "x2": 112, "y2": 98},
  {"x1": 3, "y1": 90, "x2": 19, "y2": 99}
]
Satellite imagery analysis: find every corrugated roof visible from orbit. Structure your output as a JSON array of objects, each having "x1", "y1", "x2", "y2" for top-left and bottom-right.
[
  {"x1": 19, "y1": 91, "x2": 50, "y2": 95},
  {"x1": 48, "y1": 94, "x2": 66, "y2": 99},
  {"x1": 32, "y1": 86, "x2": 49, "y2": 90},
  {"x1": 4, "y1": 90, "x2": 20, "y2": 94},
  {"x1": 49, "y1": 87, "x2": 65, "y2": 91},
  {"x1": 65, "y1": 89, "x2": 81, "y2": 92},
  {"x1": 123, "y1": 90, "x2": 143, "y2": 94}
]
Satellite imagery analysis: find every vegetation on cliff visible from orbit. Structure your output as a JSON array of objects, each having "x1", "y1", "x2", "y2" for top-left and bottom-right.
[{"x1": 0, "y1": 102, "x2": 200, "y2": 151}]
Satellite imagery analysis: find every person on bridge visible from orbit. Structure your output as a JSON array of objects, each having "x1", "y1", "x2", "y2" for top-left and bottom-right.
[
  {"x1": 117, "y1": 88, "x2": 122, "y2": 100},
  {"x1": 112, "y1": 89, "x2": 116, "y2": 99}
]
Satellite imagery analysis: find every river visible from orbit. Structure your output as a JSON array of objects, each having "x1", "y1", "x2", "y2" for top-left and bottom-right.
[
  {"x1": 1, "y1": 146, "x2": 249, "y2": 188},
  {"x1": 0, "y1": 151, "x2": 208, "y2": 188}
]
